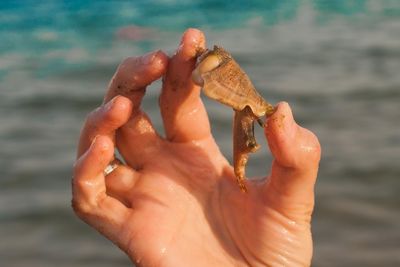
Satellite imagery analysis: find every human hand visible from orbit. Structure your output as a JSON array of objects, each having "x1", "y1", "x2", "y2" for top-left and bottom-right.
[{"x1": 72, "y1": 29, "x2": 321, "y2": 267}]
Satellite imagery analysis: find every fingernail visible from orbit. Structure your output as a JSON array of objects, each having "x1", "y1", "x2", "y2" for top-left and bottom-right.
[{"x1": 141, "y1": 50, "x2": 159, "y2": 65}]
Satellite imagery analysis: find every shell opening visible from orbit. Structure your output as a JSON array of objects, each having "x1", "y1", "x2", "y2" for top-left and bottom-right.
[
  {"x1": 192, "y1": 54, "x2": 222, "y2": 86},
  {"x1": 198, "y1": 54, "x2": 221, "y2": 73},
  {"x1": 191, "y1": 68, "x2": 204, "y2": 86}
]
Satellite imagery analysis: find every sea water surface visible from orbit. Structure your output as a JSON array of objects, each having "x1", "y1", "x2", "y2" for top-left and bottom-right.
[{"x1": 1, "y1": 1, "x2": 399, "y2": 266}]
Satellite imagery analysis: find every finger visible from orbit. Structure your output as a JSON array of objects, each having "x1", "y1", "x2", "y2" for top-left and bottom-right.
[
  {"x1": 103, "y1": 50, "x2": 167, "y2": 164},
  {"x1": 263, "y1": 102, "x2": 321, "y2": 217},
  {"x1": 77, "y1": 95, "x2": 133, "y2": 157},
  {"x1": 105, "y1": 164, "x2": 140, "y2": 207},
  {"x1": 160, "y1": 28, "x2": 211, "y2": 142},
  {"x1": 72, "y1": 135, "x2": 130, "y2": 241},
  {"x1": 117, "y1": 110, "x2": 161, "y2": 168},
  {"x1": 104, "y1": 50, "x2": 168, "y2": 105}
]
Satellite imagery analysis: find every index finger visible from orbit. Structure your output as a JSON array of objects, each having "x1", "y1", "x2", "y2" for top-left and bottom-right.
[
  {"x1": 77, "y1": 50, "x2": 168, "y2": 157},
  {"x1": 77, "y1": 95, "x2": 133, "y2": 157},
  {"x1": 104, "y1": 50, "x2": 168, "y2": 106}
]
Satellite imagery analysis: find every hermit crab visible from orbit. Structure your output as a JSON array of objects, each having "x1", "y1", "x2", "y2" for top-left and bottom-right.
[{"x1": 192, "y1": 46, "x2": 275, "y2": 192}]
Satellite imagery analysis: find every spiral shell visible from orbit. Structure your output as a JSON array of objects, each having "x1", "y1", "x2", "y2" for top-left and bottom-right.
[
  {"x1": 192, "y1": 45, "x2": 275, "y2": 192},
  {"x1": 193, "y1": 45, "x2": 274, "y2": 117}
]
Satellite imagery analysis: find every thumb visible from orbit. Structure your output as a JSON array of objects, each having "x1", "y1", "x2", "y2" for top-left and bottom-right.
[{"x1": 263, "y1": 102, "x2": 321, "y2": 219}]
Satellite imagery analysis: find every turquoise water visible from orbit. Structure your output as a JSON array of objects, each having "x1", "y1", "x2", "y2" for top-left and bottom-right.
[{"x1": 1, "y1": 1, "x2": 400, "y2": 266}]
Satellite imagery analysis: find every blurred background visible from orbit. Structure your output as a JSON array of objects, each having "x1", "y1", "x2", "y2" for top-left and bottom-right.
[{"x1": 1, "y1": 0, "x2": 399, "y2": 266}]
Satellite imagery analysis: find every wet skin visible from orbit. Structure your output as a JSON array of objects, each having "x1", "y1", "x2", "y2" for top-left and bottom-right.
[{"x1": 72, "y1": 29, "x2": 321, "y2": 267}]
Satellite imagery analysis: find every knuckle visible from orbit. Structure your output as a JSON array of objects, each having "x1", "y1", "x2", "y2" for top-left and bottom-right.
[
  {"x1": 306, "y1": 129, "x2": 321, "y2": 158},
  {"x1": 296, "y1": 129, "x2": 321, "y2": 167},
  {"x1": 86, "y1": 103, "x2": 121, "y2": 129},
  {"x1": 86, "y1": 107, "x2": 102, "y2": 125},
  {"x1": 74, "y1": 178, "x2": 90, "y2": 191},
  {"x1": 71, "y1": 178, "x2": 101, "y2": 213},
  {"x1": 71, "y1": 175, "x2": 88, "y2": 195},
  {"x1": 102, "y1": 108, "x2": 120, "y2": 125},
  {"x1": 71, "y1": 197, "x2": 91, "y2": 216},
  {"x1": 71, "y1": 185, "x2": 99, "y2": 217}
]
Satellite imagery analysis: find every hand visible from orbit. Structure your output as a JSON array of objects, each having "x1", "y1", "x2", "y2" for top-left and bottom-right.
[{"x1": 72, "y1": 29, "x2": 321, "y2": 267}]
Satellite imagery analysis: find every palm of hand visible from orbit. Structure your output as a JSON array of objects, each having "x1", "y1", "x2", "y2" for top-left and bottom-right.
[
  {"x1": 72, "y1": 29, "x2": 320, "y2": 267},
  {"x1": 113, "y1": 133, "x2": 313, "y2": 267}
]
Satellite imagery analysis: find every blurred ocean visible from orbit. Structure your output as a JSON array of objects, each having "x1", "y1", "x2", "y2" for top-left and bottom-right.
[{"x1": 1, "y1": 0, "x2": 399, "y2": 266}]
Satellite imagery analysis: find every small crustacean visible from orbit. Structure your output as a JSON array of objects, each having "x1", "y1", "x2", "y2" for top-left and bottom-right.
[{"x1": 192, "y1": 45, "x2": 275, "y2": 192}]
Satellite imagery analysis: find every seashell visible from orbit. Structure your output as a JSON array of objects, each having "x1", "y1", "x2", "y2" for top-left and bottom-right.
[
  {"x1": 192, "y1": 45, "x2": 275, "y2": 192},
  {"x1": 192, "y1": 45, "x2": 274, "y2": 117}
]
